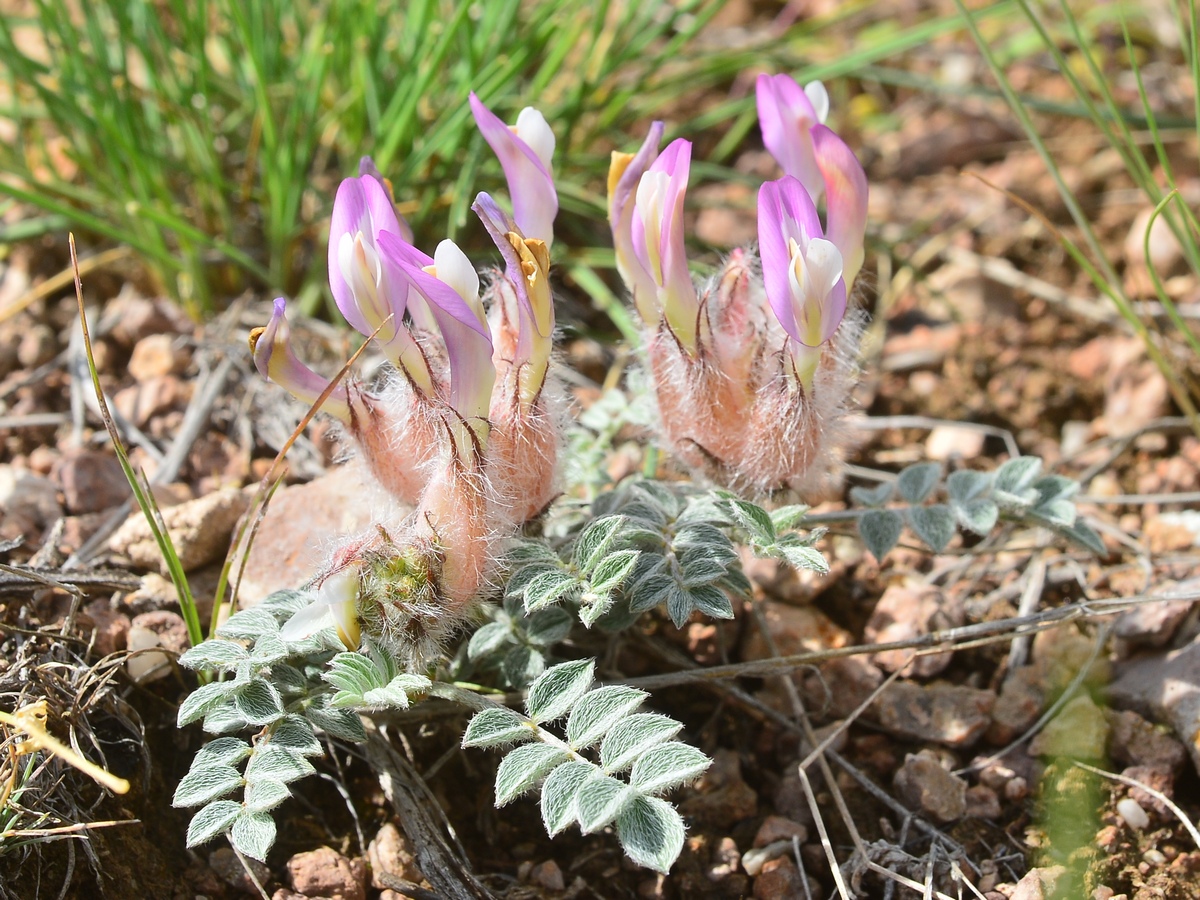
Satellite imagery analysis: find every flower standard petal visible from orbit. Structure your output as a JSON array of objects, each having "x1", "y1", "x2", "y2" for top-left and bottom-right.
[
  {"x1": 631, "y1": 138, "x2": 699, "y2": 351},
  {"x1": 470, "y1": 93, "x2": 558, "y2": 247},
  {"x1": 813, "y1": 124, "x2": 868, "y2": 288},
  {"x1": 329, "y1": 175, "x2": 406, "y2": 338},
  {"x1": 358, "y1": 156, "x2": 415, "y2": 244},
  {"x1": 756, "y1": 73, "x2": 824, "y2": 200},
  {"x1": 757, "y1": 177, "x2": 823, "y2": 344}
]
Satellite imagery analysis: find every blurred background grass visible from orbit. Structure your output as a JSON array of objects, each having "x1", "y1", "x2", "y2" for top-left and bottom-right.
[
  {"x1": 0, "y1": 0, "x2": 983, "y2": 320},
  {"x1": 1, "y1": 0, "x2": 1197, "y2": 434}
]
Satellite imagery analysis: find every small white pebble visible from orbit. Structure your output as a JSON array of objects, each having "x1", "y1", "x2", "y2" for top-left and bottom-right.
[
  {"x1": 1142, "y1": 848, "x2": 1166, "y2": 866},
  {"x1": 1117, "y1": 797, "x2": 1150, "y2": 830}
]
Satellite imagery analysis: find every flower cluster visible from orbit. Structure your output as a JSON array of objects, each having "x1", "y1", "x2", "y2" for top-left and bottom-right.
[
  {"x1": 250, "y1": 95, "x2": 562, "y2": 663},
  {"x1": 608, "y1": 73, "x2": 868, "y2": 496}
]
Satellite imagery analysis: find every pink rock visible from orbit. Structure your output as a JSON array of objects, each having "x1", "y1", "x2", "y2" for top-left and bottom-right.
[
  {"x1": 128, "y1": 333, "x2": 189, "y2": 382},
  {"x1": 964, "y1": 784, "x2": 1001, "y2": 819},
  {"x1": 113, "y1": 375, "x2": 188, "y2": 427},
  {"x1": 367, "y1": 822, "x2": 423, "y2": 888},
  {"x1": 753, "y1": 856, "x2": 806, "y2": 900},
  {"x1": 893, "y1": 751, "x2": 967, "y2": 823},
  {"x1": 109, "y1": 487, "x2": 249, "y2": 574},
  {"x1": 236, "y1": 464, "x2": 378, "y2": 607},
  {"x1": 286, "y1": 846, "x2": 367, "y2": 900},
  {"x1": 1009, "y1": 865, "x2": 1065, "y2": 900},
  {"x1": 986, "y1": 666, "x2": 1044, "y2": 745},
  {"x1": 1109, "y1": 637, "x2": 1200, "y2": 774},
  {"x1": 529, "y1": 860, "x2": 565, "y2": 891},
  {"x1": 82, "y1": 599, "x2": 130, "y2": 657},
  {"x1": 875, "y1": 682, "x2": 995, "y2": 748},
  {"x1": 51, "y1": 449, "x2": 130, "y2": 514},
  {"x1": 753, "y1": 815, "x2": 806, "y2": 848},
  {"x1": 865, "y1": 583, "x2": 963, "y2": 677},
  {"x1": 1108, "y1": 709, "x2": 1186, "y2": 775}
]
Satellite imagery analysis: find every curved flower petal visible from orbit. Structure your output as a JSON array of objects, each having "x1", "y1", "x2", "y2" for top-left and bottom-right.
[
  {"x1": 631, "y1": 138, "x2": 698, "y2": 350},
  {"x1": 280, "y1": 567, "x2": 361, "y2": 649},
  {"x1": 329, "y1": 175, "x2": 407, "y2": 338},
  {"x1": 470, "y1": 93, "x2": 558, "y2": 247},
  {"x1": 813, "y1": 124, "x2": 868, "y2": 288},
  {"x1": 756, "y1": 73, "x2": 824, "y2": 200},
  {"x1": 380, "y1": 233, "x2": 495, "y2": 424},
  {"x1": 249, "y1": 298, "x2": 351, "y2": 423},
  {"x1": 608, "y1": 121, "x2": 665, "y2": 322},
  {"x1": 757, "y1": 177, "x2": 824, "y2": 343},
  {"x1": 358, "y1": 156, "x2": 414, "y2": 244}
]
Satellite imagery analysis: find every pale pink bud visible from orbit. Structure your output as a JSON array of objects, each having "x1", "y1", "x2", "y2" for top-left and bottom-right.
[{"x1": 608, "y1": 122, "x2": 665, "y2": 325}]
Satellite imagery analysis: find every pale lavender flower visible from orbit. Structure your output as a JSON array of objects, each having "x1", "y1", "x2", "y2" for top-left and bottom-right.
[
  {"x1": 756, "y1": 74, "x2": 829, "y2": 200},
  {"x1": 469, "y1": 93, "x2": 558, "y2": 247},
  {"x1": 608, "y1": 121, "x2": 665, "y2": 325},
  {"x1": 328, "y1": 175, "x2": 433, "y2": 390},
  {"x1": 758, "y1": 176, "x2": 847, "y2": 386},
  {"x1": 631, "y1": 138, "x2": 700, "y2": 352}
]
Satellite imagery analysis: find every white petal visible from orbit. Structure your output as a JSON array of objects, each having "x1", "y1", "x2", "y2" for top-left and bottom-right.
[
  {"x1": 515, "y1": 107, "x2": 555, "y2": 171},
  {"x1": 280, "y1": 600, "x2": 336, "y2": 643},
  {"x1": 804, "y1": 81, "x2": 829, "y2": 124},
  {"x1": 434, "y1": 240, "x2": 485, "y2": 326},
  {"x1": 803, "y1": 238, "x2": 843, "y2": 300}
]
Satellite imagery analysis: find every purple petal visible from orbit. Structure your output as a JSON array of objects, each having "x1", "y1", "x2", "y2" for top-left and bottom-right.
[
  {"x1": 251, "y1": 298, "x2": 350, "y2": 422},
  {"x1": 472, "y1": 192, "x2": 533, "y2": 321},
  {"x1": 470, "y1": 93, "x2": 558, "y2": 246},
  {"x1": 609, "y1": 122, "x2": 664, "y2": 313},
  {"x1": 328, "y1": 175, "x2": 409, "y2": 337},
  {"x1": 359, "y1": 156, "x2": 415, "y2": 244},
  {"x1": 757, "y1": 177, "x2": 823, "y2": 343},
  {"x1": 756, "y1": 74, "x2": 823, "y2": 199},
  {"x1": 387, "y1": 251, "x2": 495, "y2": 420},
  {"x1": 813, "y1": 125, "x2": 868, "y2": 286}
]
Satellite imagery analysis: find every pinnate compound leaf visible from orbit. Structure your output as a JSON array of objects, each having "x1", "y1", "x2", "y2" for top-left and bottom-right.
[
  {"x1": 850, "y1": 481, "x2": 894, "y2": 507},
  {"x1": 897, "y1": 463, "x2": 942, "y2": 503},
  {"x1": 589, "y1": 549, "x2": 641, "y2": 594},
  {"x1": 495, "y1": 744, "x2": 568, "y2": 806},
  {"x1": 526, "y1": 659, "x2": 594, "y2": 724},
  {"x1": 628, "y1": 743, "x2": 711, "y2": 795},
  {"x1": 576, "y1": 772, "x2": 636, "y2": 834},
  {"x1": 724, "y1": 499, "x2": 776, "y2": 544},
  {"x1": 1061, "y1": 519, "x2": 1106, "y2": 554},
  {"x1": 203, "y1": 702, "x2": 250, "y2": 735},
  {"x1": 178, "y1": 639, "x2": 247, "y2": 672},
  {"x1": 525, "y1": 569, "x2": 582, "y2": 611},
  {"x1": 185, "y1": 800, "x2": 242, "y2": 848},
  {"x1": 245, "y1": 744, "x2": 315, "y2": 784},
  {"x1": 684, "y1": 585, "x2": 735, "y2": 621},
  {"x1": 305, "y1": 704, "x2": 366, "y2": 742},
  {"x1": 573, "y1": 516, "x2": 628, "y2": 576},
  {"x1": 245, "y1": 779, "x2": 291, "y2": 812},
  {"x1": 525, "y1": 608, "x2": 574, "y2": 647},
  {"x1": 173, "y1": 764, "x2": 243, "y2": 808},
  {"x1": 234, "y1": 679, "x2": 285, "y2": 726},
  {"x1": 954, "y1": 498, "x2": 998, "y2": 535},
  {"x1": 775, "y1": 542, "x2": 829, "y2": 574},
  {"x1": 679, "y1": 557, "x2": 729, "y2": 588},
  {"x1": 908, "y1": 504, "x2": 956, "y2": 553},
  {"x1": 579, "y1": 595, "x2": 615, "y2": 628},
  {"x1": 770, "y1": 504, "x2": 810, "y2": 532},
  {"x1": 947, "y1": 469, "x2": 992, "y2": 504},
  {"x1": 230, "y1": 810, "x2": 276, "y2": 862},
  {"x1": 502, "y1": 645, "x2": 545, "y2": 687},
  {"x1": 540, "y1": 760, "x2": 593, "y2": 836},
  {"x1": 178, "y1": 681, "x2": 240, "y2": 727},
  {"x1": 216, "y1": 607, "x2": 280, "y2": 640},
  {"x1": 859, "y1": 509, "x2": 903, "y2": 560},
  {"x1": 193, "y1": 737, "x2": 252, "y2": 769},
  {"x1": 995, "y1": 456, "x2": 1043, "y2": 494},
  {"x1": 566, "y1": 685, "x2": 648, "y2": 750},
  {"x1": 324, "y1": 652, "x2": 384, "y2": 695},
  {"x1": 462, "y1": 707, "x2": 534, "y2": 748},
  {"x1": 1033, "y1": 498, "x2": 1077, "y2": 528},
  {"x1": 468, "y1": 621, "x2": 513, "y2": 660},
  {"x1": 270, "y1": 717, "x2": 322, "y2": 757},
  {"x1": 507, "y1": 561, "x2": 561, "y2": 598},
  {"x1": 600, "y1": 713, "x2": 682, "y2": 774},
  {"x1": 616, "y1": 795, "x2": 686, "y2": 874}
]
